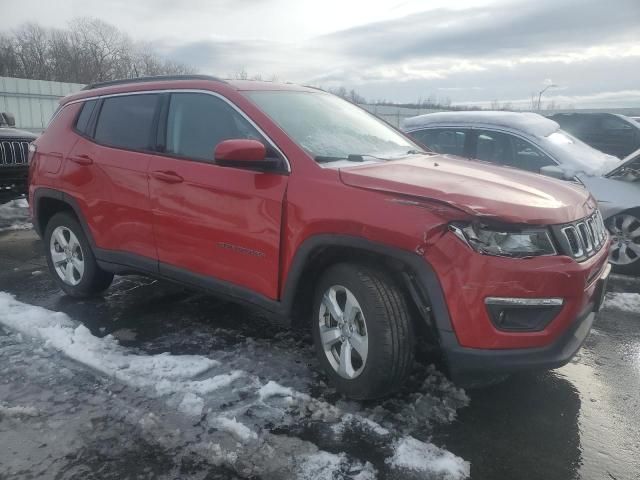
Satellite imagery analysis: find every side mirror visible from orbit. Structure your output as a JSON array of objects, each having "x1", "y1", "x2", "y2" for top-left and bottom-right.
[
  {"x1": 215, "y1": 139, "x2": 266, "y2": 162},
  {"x1": 1, "y1": 112, "x2": 16, "y2": 127},
  {"x1": 214, "y1": 139, "x2": 282, "y2": 172},
  {"x1": 540, "y1": 165, "x2": 566, "y2": 180}
]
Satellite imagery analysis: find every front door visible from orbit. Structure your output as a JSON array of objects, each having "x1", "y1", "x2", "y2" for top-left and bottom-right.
[{"x1": 148, "y1": 91, "x2": 289, "y2": 299}]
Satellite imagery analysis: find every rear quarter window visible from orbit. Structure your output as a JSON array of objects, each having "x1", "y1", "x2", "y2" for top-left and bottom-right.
[{"x1": 74, "y1": 99, "x2": 97, "y2": 135}]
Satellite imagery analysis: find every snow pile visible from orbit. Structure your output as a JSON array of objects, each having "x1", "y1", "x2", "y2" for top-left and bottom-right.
[
  {"x1": 0, "y1": 198, "x2": 31, "y2": 231},
  {"x1": 0, "y1": 292, "x2": 471, "y2": 479},
  {"x1": 213, "y1": 416, "x2": 258, "y2": 442},
  {"x1": 386, "y1": 436, "x2": 470, "y2": 479},
  {"x1": 295, "y1": 451, "x2": 376, "y2": 480},
  {"x1": 0, "y1": 292, "x2": 218, "y2": 390},
  {"x1": 605, "y1": 292, "x2": 640, "y2": 313},
  {"x1": 0, "y1": 402, "x2": 39, "y2": 418}
]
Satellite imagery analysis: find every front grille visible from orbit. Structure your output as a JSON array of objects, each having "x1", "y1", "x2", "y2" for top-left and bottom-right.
[
  {"x1": 555, "y1": 210, "x2": 607, "y2": 261},
  {"x1": 0, "y1": 140, "x2": 31, "y2": 167}
]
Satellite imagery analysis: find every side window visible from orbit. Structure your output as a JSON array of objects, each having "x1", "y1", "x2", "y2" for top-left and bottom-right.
[
  {"x1": 475, "y1": 130, "x2": 511, "y2": 165},
  {"x1": 94, "y1": 94, "x2": 160, "y2": 150},
  {"x1": 75, "y1": 99, "x2": 97, "y2": 135},
  {"x1": 510, "y1": 137, "x2": 555, "y2": 173},
  {"x1": 165, "y1": 92, "x2": 267, "y2": 162},
  {"x1": 411, "y1": 128, "x2": 466, "y2": 156}
]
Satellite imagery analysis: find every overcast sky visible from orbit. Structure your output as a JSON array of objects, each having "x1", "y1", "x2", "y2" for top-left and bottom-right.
[{"x1": 3, "y1": 0, "x2": 639, "y2": 107}]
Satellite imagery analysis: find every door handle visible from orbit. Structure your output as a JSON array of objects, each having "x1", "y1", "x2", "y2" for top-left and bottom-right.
[
  {"x1": 68, "y1": 154, "x2": 93, "y2": 165},
  {"x1": 151, "y1": 170, "x2": 184, "y2": 184}
]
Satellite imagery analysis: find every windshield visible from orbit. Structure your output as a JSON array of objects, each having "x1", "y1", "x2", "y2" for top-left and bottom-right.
[
  {"x1": 541, "y1": 128, "x2": 620, "y2": 177},
  {"x1": 245, "y1": 90, "x2": 423, "y2": 162}
]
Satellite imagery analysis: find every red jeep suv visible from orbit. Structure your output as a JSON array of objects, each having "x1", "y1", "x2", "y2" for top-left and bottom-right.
[{"x1": 29, "y1": 76, "x2": 611, "y2": 399}]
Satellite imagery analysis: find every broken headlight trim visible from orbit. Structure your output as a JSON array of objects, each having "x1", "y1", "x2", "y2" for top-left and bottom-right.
[{"x1": 449, "y1": 223, "x2": 557, "y2": 257}]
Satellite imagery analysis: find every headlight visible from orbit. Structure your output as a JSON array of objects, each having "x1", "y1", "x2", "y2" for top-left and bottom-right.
[{"x1": 450, "y1": 223, "x2": 557, "y2": 257}]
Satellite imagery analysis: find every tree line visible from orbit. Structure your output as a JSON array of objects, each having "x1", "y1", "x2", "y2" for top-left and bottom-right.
[{"x1": 0, "y1": 18, "x2": 194, "y2": 85}]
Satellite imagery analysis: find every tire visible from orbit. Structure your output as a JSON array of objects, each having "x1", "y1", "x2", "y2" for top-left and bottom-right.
[
  {"x1": 311, "y1": 263, "x2": 414, "y2": 400},
  {"x1": 44, "y1": 212, "x2": 114, "y2": 297},
  {"x1": 606, "y1": 210, "x2": 640, "y2": 276}
]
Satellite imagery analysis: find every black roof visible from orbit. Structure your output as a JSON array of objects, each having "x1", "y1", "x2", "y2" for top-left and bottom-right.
[{"x1": 82, "y1": 75, "x2": 224, "y2": 91}]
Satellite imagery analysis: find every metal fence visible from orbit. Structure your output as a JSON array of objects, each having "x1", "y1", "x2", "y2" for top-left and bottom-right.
[
  {"x1": 358, "y1": 104, "x2": 444, "y2": 128},
  {"x1": 0, "y1": 77, "x2": 85, "y2": 133}
]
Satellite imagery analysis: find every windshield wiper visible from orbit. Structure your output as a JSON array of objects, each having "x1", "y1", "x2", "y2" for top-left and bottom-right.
[
  {"x1": 406, "y1": 149, "x2": 430, "y2": 155},
  {"x1": 315, "y1": 154, "x2": 366, "y2": 163},
  {"x1": 315, "y1": 151, "x2": 427, "y2": 164}
]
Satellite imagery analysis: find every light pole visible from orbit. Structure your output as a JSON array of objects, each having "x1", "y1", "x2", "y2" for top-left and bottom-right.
[{"x1": 537, "y1": 83, "x2": 557, "y2": 111}]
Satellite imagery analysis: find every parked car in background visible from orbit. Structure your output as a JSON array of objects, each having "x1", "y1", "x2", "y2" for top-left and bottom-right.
[
  {"x1": 30, "y1": 76, "x2": 610, "y2": 398},
  {"x1": 0, "y1": 112, "x2": 37, "y2": 202},
  {"x1": 548, "y1": 112, "x2": 640, "y2": 159},
  {"x1": 403, "y1": 111, "x2": 640, "y2": 274}
]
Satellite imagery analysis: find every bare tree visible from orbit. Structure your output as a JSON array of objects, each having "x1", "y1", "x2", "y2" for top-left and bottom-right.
[
  {"x1": 0, "y1": 18, "x2": 194, "y2": 84},
  {"x1": 234, "y1": 67, "x2": 249, "y2": 80}
]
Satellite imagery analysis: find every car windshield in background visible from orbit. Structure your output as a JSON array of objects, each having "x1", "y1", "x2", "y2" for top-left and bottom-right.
[{"x1": 245, "y1": 90, "x2": 422, "y2": 163}]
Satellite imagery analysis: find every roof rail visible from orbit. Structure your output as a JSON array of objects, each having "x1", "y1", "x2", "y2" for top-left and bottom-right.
[{"x1": 82, "y1": 75, "x2": 224, "y2": 91}]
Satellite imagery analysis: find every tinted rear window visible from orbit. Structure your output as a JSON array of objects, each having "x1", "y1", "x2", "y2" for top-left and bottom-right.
[
  {"x1": 75, "y1": 99, "x2": 97, "y2": 135},
  {"x1": 94, "y1": 94, "x2": 159, "y2": 150}
]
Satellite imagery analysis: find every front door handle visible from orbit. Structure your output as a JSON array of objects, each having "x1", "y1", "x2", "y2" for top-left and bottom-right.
[
  {"x1": 68, "y1": 154, "x2": 93, "y2": 165},
  {"x1": 151, "y1": 170, "x2": 184, "y2": 184}
]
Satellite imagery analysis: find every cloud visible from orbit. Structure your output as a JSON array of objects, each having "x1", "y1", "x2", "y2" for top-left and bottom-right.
[
  {"x1": 3, "y1": 0, "x2": 639, "y2": 107},
  {"x1": 320, "y1": 0, "x2": 639, "y2": 62}
]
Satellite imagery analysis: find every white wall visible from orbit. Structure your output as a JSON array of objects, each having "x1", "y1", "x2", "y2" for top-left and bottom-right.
[{"x1": 0, "y1": 77, "x2": 85, "y2": 133}]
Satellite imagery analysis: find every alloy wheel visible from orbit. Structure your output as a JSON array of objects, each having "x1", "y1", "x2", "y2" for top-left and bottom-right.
[
  {"x1": 318, "y1": 285, "x2": 369, "y2": 379},
  {"x1": 608, "y1": 213, "x2": 640, "y2": 266},
  {"x1": 50, "y1": 226, "x2": 85, "y2": 286}
]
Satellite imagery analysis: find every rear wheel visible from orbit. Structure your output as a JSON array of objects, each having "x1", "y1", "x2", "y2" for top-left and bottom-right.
[
  {"x1": 607, "y1": 211, "x2": 640, "y2": 276},
  {"x1": 312, "y1": 263, "x2": 414, "y2": 400},
  {"x1": 44, "y1": 212, "x2": 114, "y2": 297}
]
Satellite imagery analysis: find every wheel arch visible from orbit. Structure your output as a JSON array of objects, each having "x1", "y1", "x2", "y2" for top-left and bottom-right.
[
  {"x1": 281, "y1": 235, "x2": 454, "y2": 342},
  {"x1": 33, "y1": 188, "x2": 96, "y2": 248}
]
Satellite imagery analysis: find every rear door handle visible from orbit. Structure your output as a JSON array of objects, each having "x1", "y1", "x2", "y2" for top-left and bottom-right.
[
  {"x1": 68, "y1": 154, "x2": 93, "y2": 165},
  {"x1": 151, "y1": 170, "x2": 184, "y2": 184}
]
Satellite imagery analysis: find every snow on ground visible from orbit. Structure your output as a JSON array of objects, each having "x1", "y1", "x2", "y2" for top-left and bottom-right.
[
  {"x1": 605, "y1": 292, "x2": 640, "y2": 313},
  {"x1": 0, "y1": 292, "x2": 470, "y2": 479},
  {"x1": 0, "y1": 198, "x2": 31, "y2": 232},
  {"x1": 386, "y1": 437, "x2": 470, "y2": 479},
  {"x1": 0, "y1": 402, "x2": 39, "y2": 418}
]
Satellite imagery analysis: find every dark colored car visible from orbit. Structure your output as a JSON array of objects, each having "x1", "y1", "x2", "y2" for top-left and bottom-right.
[
  {"x1": 29, "y1": 76, "x2": 610, "y2": 399},
  {"x1": 0, "y1": 112, "x2": 37, "y2": 202},
  {"x1": 548, "y1": 112, "x2": 640, "y2": 159}
]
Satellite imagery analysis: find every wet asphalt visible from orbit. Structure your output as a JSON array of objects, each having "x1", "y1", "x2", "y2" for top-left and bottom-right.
[{"x1": 0, "y1": 228, "x2": 638, "y2": 480}]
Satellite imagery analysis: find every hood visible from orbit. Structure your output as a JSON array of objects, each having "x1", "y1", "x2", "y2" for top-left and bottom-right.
[
  {"x1": 339, "y1": 154, "x2": 594, "y2": 225},
  {"x1": 0, "y1": 127, "x2": 38, "y2": 140},
  {"x1": 606, "y1": 147, "x2": 640, "y2": 177}
]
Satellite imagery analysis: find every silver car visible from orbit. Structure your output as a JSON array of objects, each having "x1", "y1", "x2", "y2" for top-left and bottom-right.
[{"x1": 403, "y1": 111, "x2": 640, "y2": 275}]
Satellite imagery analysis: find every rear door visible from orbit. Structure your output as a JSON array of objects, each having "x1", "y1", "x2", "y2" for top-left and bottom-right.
[
  {"x1": 148, "y1": 91, "x2": 289, "y2": 299},
  {"x1": 63, "y1": 93, "x2": 160, "y2": 270}
]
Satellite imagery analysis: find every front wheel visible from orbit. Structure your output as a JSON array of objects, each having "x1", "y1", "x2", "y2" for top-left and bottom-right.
[
  {"x1": 312, "y1": 263, "x2": 414, "y2": 400},
  {"x1": 607, "y1": 211, "x2": 640, "y2": 276}
]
